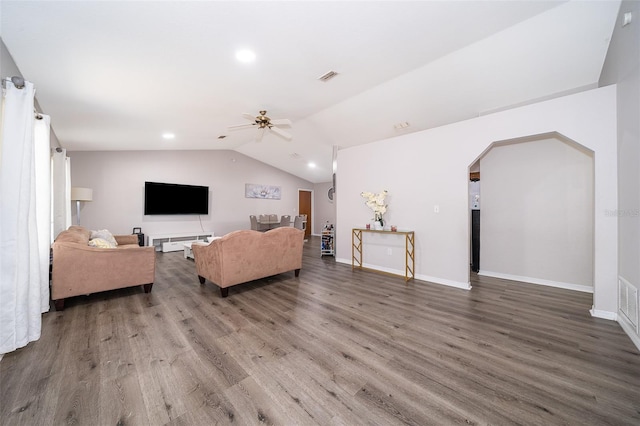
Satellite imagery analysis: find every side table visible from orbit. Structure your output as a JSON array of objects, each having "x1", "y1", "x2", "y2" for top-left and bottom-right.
[
  {"x1": 184, "y1": 238, "x2": 221, "y2": 259},
  {"x1": 352, "y1": 228, "x2": 415, "y2": 281}
]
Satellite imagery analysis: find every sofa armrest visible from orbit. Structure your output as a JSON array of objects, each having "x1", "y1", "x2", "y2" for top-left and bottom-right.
[
  {"x1": 192, "y1": 239, "x2": 223, "y2": 285},
  {"x1": 115, "y1": 234, "x2": 139, "y2": 245}
]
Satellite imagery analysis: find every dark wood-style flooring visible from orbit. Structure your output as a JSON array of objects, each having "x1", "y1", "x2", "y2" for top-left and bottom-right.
[{"x1": 1, "y1": 236, "x2": 639, "y2": 425}]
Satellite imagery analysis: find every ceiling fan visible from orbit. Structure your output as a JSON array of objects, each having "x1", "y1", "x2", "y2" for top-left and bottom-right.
[{"x1": 228, "y1": 110, "x2": 292, "y2": 142}]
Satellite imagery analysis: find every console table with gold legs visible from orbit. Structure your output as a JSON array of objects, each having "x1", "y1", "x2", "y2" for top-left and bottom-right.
[{"x1": 351, "y1": 228, "x2": 415, "y2": 281}]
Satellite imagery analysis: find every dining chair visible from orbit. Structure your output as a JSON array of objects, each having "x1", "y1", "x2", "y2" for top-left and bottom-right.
[
  {"x1": 293, "y1": 216, "x2": 304, "y2": 230},
  {"x1": 256, "y1": 214, "x2": 270, "y2": 231},
  {"x1": 279, "y1": 215, "x2": 291, "y2": 228},
  {"x1": 249, "y1": 215, "x2": 258, "y2": 231}
]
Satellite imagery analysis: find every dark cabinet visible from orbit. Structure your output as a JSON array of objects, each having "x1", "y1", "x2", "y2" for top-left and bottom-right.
[{"x1": 471, "y1": 210, "x2": 480, "y2": 272}]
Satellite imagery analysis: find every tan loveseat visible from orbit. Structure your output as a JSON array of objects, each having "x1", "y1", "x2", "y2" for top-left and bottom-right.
[
  {"x1": 192, "y1": 227, "x2": 304, "y2": 297},
  {"x1": 51, "y1": 226, "x2": 156, "y2": 310}
]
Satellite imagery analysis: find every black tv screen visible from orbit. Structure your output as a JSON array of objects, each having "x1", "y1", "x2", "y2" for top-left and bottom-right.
[{"x1": 144, "y1": 181, "x2": 209, "y2": 215}]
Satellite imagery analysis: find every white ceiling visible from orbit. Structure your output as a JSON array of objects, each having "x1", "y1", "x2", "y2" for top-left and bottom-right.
[{"x1": 1, "y1": 1, "x2": 620, "y2": 183}]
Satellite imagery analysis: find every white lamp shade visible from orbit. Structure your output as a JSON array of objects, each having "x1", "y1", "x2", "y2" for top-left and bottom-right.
[{"x1": 71, "y1": 187, "x2": 93, "y2": 201}]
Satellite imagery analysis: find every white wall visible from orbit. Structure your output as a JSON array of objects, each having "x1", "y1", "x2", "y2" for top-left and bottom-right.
[
  {"x1": 67, "y1": 150, "x2": 313, "y2": 237},
  {"x1": 599, "y1": 0, "x2": 640, "y2": 348},
  {"x1": 336, "y1": 85, "x2": 617, "y2": 316},
  {"x1": 480, "y1": 137, "x2": 594, "y2": 292}
]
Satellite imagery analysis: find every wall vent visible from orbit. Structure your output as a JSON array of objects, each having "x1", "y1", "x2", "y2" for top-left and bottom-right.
[
  {"x1": 318, "y1": 70, "x2": 339, "y2": 82},
  {"x1": 619, "y1": 277, "x2": 639, "y2": 331}
]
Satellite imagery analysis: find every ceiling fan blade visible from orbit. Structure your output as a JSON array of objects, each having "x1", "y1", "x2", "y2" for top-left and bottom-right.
[
  {"x1": 269, "y1": 125, "x2": 293, "y2": 141},
  {"x1": 242, "y1": 113, "x2": 257, "y2": 122},
  {"x1": 228, "y1": 123, "x2": 256, "y2": 131},
  {"x1": 255, "y1": 127, "x2": 267, "y2": 142},
  {"x1": 270, "y1": 118, "x2": 292, "y2": 127}
]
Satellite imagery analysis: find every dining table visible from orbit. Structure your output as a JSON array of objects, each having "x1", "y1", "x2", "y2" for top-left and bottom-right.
[{"x1": 257, "y1": 215, "x2": 280, "y2": 231}]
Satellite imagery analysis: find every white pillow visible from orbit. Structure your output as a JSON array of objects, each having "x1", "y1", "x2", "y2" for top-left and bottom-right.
[
  {"x1": 88, "y1": 238, "x2": 116, "y2": 248},
  {"x1": 91, "y1": 229, "x2": 118, "y2": 246}
]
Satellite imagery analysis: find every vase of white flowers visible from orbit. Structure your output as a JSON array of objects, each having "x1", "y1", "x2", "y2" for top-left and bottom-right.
[
  {"x1": 361, "y1": 190, "x2": 388, "y2": 230},
  {"x1": 373, "y1": 216, "x2": 384, "y2": 230}
]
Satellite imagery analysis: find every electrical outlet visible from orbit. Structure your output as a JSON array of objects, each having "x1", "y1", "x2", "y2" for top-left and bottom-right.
[{"x1": 387, "y1": 248, "x2": 393, "y2": 255}]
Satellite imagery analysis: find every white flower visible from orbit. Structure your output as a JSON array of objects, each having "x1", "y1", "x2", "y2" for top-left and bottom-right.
[{"x1": 361, "y1": 190, "x2": 388, "y2": 221}]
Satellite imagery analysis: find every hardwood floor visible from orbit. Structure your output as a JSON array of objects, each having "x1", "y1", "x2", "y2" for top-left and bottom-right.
[{"x1": 1, "y1": 236, "x2": 639, "y2": 425}]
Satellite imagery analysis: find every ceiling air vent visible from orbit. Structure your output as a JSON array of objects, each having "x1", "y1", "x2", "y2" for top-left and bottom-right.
[{"x1": 318, "y1": 70, "x2": 339, "y2": 82}]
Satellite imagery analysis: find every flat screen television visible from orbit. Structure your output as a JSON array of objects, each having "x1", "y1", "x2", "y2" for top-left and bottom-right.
[{"x1": 144, "y1": 181, "x2": 209, "y2": 215}]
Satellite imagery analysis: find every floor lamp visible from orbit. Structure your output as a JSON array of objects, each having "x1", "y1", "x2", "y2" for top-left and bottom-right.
[{"x1": 71, "y1": 187, "x2": 93, "y2": 226}]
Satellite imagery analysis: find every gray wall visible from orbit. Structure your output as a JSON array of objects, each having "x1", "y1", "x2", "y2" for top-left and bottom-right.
[
  {"x1": 599, "y1": 0, "x2": 640, "y2": 343},
  {"x1": 312, "y1": 181, "x2": 336, "y2": 235},
  {"x1": 67, "y1": 150, "x2": 313, "y2": 237},
  {"x1": 480, "y1": 137, "x2": 594, "y2": 290},
  {"x1": 1, "y1": 39, "x2": 22, "y2": 79}
]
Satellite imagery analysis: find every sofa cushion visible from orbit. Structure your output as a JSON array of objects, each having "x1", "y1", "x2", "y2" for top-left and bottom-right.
[{"x1": 55, "y1": 226, "x2": 91, "y2": 244}]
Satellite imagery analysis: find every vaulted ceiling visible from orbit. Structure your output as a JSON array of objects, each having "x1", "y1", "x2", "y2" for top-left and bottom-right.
[{"x1": 1, "y1": 1, "x2": 620, "y2": 183}]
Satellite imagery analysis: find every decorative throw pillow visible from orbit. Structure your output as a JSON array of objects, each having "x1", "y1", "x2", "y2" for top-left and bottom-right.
[
  {"x1": 91, "y1": 229, "x2": 118, "y2": 247},
  {"x1": 88, "y1": 238, "x2": 116, "y2": 248}
]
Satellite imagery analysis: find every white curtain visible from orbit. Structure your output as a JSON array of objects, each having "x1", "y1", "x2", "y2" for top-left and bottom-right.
[
  {"x1": 0, "y1": 79, "x2": 51, "y2": 354},
  {"x1": 51, "y1": 148, "x2": 71, "y2": 240}
]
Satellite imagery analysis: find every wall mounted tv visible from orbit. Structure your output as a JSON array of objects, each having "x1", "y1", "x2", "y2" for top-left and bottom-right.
[{"x1": 144, "y1": 181, "x2": 209, "y2": 215}]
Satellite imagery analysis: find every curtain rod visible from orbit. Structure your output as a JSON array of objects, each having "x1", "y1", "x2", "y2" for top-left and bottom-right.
[
  {"x1": 2, "y1": 76, "x2": 42, "y2": 119},
  {"x1": 2, "y1": 76, "x2": 25, "y2": 89}
]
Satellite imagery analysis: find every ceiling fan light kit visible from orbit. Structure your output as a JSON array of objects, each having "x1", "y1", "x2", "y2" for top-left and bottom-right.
[{"x1": 228, "y1": 110, "x2": 293, "y2": 142}]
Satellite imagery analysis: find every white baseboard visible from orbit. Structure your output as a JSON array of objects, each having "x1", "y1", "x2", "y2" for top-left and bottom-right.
[
  {"x1": 618, "y1": 314, "x2": 640, "y2": 351},
  {"x1": 335, "y1": 257, "x2": 352, "y2": 266},
  {"x1": 335, "y1": 258, "x2": 471, "y2": 290},
  {"x1": 590, "y1": 307, "x2": 617, "y2": 321},
  {"x1": 478, "y1": 270, "x2": 593, "y2": 293},
  {"x1": 415, "y1": 274, "x2": 471, "y2": 290}
]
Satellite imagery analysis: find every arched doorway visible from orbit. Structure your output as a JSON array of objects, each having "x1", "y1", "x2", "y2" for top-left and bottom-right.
[{"x1": 469, "y1": 132, "x2": 595, "y2": 294}]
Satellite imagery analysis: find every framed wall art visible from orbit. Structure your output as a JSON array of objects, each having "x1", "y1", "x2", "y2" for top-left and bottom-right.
[{"x1": 245, "y1": 183, "x2": 281, "y2": 200}]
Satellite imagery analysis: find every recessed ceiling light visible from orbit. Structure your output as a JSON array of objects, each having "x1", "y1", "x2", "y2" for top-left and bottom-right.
[
  {"x1": 308, "y1": 162, "x2": 316, "y2": 168},
  {"x1": 236, "y1": 49, "x2": 256, "y2": 63},
  {"x1": 162, "y1": 133, "x2": 175, "y2": 139}
]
